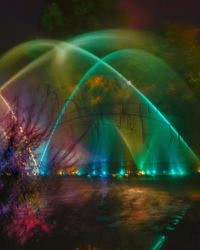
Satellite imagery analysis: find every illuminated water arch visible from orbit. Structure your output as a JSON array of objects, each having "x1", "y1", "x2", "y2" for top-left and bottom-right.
[
  {"x1": 94, "y1": 50, "x2": 200, "y2": 174},
  {"x1": 97, "y1": 49, "x2": 200, "y2": 174},
  {"x1": 0, "y1": 40, "x2": 111, "y2": 175},
  {"x1": 0, "y1": 29, "x2": 163, "y2": 90},
  {"x1": 69, "y1": 29, "x2": 162, "y2": 57},
  {"x1": 69, "y1": 30, "x2": 199, "y2": 128},
  {"x1": 0, "y1": 36, "x2": 193, "y2": 110},
  {"x1": 39, "y1": 44, "x2": 199, "y2": 175},
  {"x1": 0, "y1": 40, "x2": 58, "y2": 87},
  {"x1": 0, "y1": 37, "x2": 198, "y2": 175}
]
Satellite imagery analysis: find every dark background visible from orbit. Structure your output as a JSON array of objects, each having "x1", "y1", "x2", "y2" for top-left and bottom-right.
[{"x1": 1, "y1": 0, "x2": 200, "y2": 53}]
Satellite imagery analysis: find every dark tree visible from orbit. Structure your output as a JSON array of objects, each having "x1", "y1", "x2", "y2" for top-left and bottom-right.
[{"x1": 40, "y1": 0, "x2": 128, "y2": 37}]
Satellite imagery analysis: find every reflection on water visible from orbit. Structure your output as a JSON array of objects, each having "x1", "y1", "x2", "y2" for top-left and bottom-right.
[{"x1": 0, "y1": 176, "x2": 200, "y2": 249}]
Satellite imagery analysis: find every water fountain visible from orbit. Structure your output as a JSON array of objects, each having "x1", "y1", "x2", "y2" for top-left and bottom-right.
[{"x1": 0, "y1": 30, "x2": 199, "y2": 176}]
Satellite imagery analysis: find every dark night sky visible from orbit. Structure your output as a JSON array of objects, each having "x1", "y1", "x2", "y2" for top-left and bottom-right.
[
  {"x1": 0, "y1": 0, "x2": 200, "y2": 53},
  {"x1": 0, "y1": 0, "x2": 46, "y2": 53},
  {"x1": 120, "y1": 0, "x2": 200, "y2": 28}
]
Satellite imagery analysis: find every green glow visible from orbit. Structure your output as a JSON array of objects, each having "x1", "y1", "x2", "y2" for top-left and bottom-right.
[
  {"x1": 151, "y1": 235, "x2": 167, "y2": 250},
  {"x1": 119, "y1": 169, "x2": 125, "y2": 175},
  {"x1": 77, "y1": 171, "x2": 82, "y2": 176},
  {"x1": 146, "y1": 170, "x2": 151, "y2": 175},
  {"x1": 0, "y1": 31, "x2": 199, "y2": 176},
  {"x1": 38, "y1": 44, "x2": 200, "y2": 174},
  {"x1": 166, "y1": 226, "x2": 175, "y2": 231}
]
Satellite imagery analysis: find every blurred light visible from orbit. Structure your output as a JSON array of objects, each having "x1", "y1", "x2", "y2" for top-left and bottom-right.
[
  {"x1": 58, "y1": 170, "x2": 62, "y2": 176},
  {"x1": 170, "y1": 169, "x2": 176, "y2": 175},
  {"x1": 101, "y1": 170, "x2": 107, "y2": 177},
  {"x1": 151, "y1": 235, "x2": 167, "y2": 250},
  {"x1": 152, "y1": 169, "x2": 156, "y2": 175},
  {"x1": 92, "y1": 170, "x2": 97, "y2": 176},
  {"x1": 178, "y1": 169, "x2": 185, "y2": 175},
  {"x1": 77, "y1": 171, "x2": 82, "y2": 176},
  {"x1": 137, "y1": 171, "x2": 145, "y2": 176},
  {"x1": 146, "y1": 170, "x2": 151, "y2": 175},
  {"x1": 62, "y1": 171, "x2": 67, "y2": 176},
  {"x1": 119, "y1": 169, "x2": 125, "y2": 175},
  {"x1": 40, "y1": 170, "x2": 45, "y2": 176}
]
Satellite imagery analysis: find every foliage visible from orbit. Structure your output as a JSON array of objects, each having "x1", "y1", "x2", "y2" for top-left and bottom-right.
[
  {"x1": 41, "y1": 2, "x2": 65, "y2": 33},
  {"x1": 40, "y1": 0, "x2": 127, "y2": 36}
]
